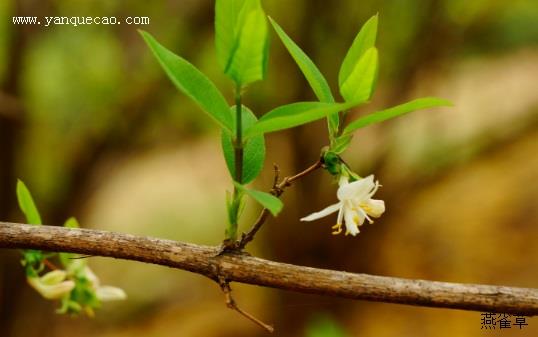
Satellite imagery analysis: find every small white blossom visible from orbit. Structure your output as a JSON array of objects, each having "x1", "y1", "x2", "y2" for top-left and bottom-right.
[
  {"x1": 301, "y1": 175, "x2": 385, "y2": 236},
  {"x1": 27, "y1": 270, "x2": 75, "y2": 300},
  {"x1": 83, "y1": 267, "x2": 127, "y2": 301}
]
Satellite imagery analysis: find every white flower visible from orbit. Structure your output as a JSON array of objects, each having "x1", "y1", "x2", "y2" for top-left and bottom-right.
[
  {"x1": 27, "y1": 270, "x2": 75, "y2": 300},
  {"x1": 301, "y1": 175, "x2": 385, "y2": 236},
  {"x1": 83, "y1": 267, "x2": 127, "y2": 302}
]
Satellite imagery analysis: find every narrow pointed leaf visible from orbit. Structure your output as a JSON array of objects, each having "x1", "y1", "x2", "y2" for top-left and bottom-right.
[
  {"x1": 269, "y1": 17, "x2": 339, "y2": 135},
  {"x1": 340, "y1": 47, "x2": 378, "y2": 104},
  {"x1": 225, "y1": 7, "x2": 269, "y2": 86},
  {"x1": 215, "y1": 0, "x2": 261, "y2": 72},
  {"x1": 339, "y1": 14, "x2": 378, "y2": 87},
  {"x1": 16, "y1": 180, "x2": 42, "y2": 225},
  {"x1": 343, "y1": 97, "x2": 453, "y2": 135},
  {"x1": 215, "y1": 0, "x2": 247, "y2": 71},
  {"x1": 140, "y1": 31, "x2": 233, "y2": 131},
  {"x1": 234, "y1": 183, "x2": 283, "y2": 216},
  {"x1": 269, "y1": 17, "x2": 334, "y2": 103},
  {"x1": 245, "y1": 101, "x2": 357, "y2": 139},
  {"x1": 221, "y1": 106, "x2": 266, "y2": 183}
]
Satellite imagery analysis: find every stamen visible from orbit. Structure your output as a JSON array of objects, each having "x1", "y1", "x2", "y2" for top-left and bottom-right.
[
  {"x1": 336, "y1": 207, "x2": 344, "y2": 228},
  {"x1": 332, "y1": 223, "x2": 343, "y2": 235},
  {"x1": 357, "y1": 207, "x2": 373, "y2": 224}
]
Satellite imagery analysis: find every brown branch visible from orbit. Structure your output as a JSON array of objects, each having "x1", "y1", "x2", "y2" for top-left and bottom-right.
[
  {"x1": 237, "y1": 159, "x2": 323, "y2": 249},
  {"x1": 1, "y1": 222, "x2": 538, "y2": 316}
]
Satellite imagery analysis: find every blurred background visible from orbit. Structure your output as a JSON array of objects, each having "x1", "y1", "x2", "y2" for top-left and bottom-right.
[{"x1": 1, "y1": 0, "x2": 537, "y2": 336}]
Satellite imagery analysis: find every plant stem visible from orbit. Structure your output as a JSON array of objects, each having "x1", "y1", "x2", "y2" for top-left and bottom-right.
[
  {"x1": 226, "y1": 84, "x2": 244, "y2": 242},
  {"x1": 234, "y1": 85, "x2": 243, "y2": 184}
]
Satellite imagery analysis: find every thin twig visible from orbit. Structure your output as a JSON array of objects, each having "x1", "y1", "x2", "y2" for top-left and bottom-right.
[
  {"x1": 237, "y1": 158, "x2": 323, "y2": 249},
  {"x1": 218, "y1": 276, "x2": 274, "y2": 333},
  {"x1": 271, "y1": 163, "x2": 280, "y2": 188},
  {"x1": 2, "y1": 222, "x2": 538, "y2": 316},
  {"x1": 43, "y1": 258, "x2": 59, "y2": 270}
]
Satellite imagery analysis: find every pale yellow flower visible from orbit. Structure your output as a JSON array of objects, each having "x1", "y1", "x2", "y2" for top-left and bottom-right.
[{"x1": 301, "y1": 175, "x2": 385, "y2": 236}]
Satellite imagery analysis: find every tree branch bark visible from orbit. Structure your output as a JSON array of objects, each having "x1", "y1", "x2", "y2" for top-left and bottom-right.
[{"x1": 1, "y1": 222, "x2": 537, "y2": 315}]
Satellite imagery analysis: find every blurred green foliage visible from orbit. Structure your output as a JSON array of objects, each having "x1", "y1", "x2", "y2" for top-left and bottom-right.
[
  {"x1": 306, "y1": 315, "x2": 349, "y2": 337},
  {"x1": 0, "y1": 0, "x2": 535, "y2": 207},
  {"x1": 1, "y1": 0, "x2": 537, "y2": 336}
]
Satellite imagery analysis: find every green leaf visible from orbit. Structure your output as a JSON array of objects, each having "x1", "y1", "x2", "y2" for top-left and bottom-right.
[
  {"x1": 22, "y1": 250, "x2": 44, "y2": 274},
  {"x1": 66, "y1": 271, "x2": 101, "y2": 316},
  {"x1": 225, "y1": 6, "x2": 269, "y2": 86},
  {"x1": 245, "y1": 101, "x2": 357, "y2": 139},
  {"x1": 343, "y1": 97, "x2": 453, "y2": 135},
  {"x1": 268, "y1": 17, "x2": 339, "y2": 136},
  {"x1": 64, "y1": 217, "x2": 80, "y2": 229},
  {"x1": 16, "y1": 180, "x2": 42, "y2": 225},
  {"x1": 339, "y1": 14, "x2": 378, "y2": 87},
  {"x1": 234, "y1": 183, "x2": 283, "y2": 216},
  {"x1": 221, "y1": 105, "x2": 266, "y2": 183},
  {"x1": 269, "y1": 17, "x2": 334, "y2": 103},
  {"x1": 215, "y1": 0, "x2": 247, "y2": 71},
  {"x1": 340, "y1": 47, "x2": 378, "y2": 104},
  {"x1": 140, "y1": 30, "x2": 233, "y2": 131},
  {"x1": 330, "y1": 135, "x2": 353, "y2": 154}
]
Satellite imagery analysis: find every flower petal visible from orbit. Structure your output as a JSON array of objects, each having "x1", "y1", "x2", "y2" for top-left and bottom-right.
[
  {"x1": 96, "y1": 286, "x2": 127, "y2": 302},
  {"x1": 300, "y1": 202, "x2": 342, "y2": 221},
  {"x1": 28, "y1": 277, "x2": 75, "y2": 300},
  {"x1": 364, "y1": 199, "x2": 385, "y2": 218},
  {"x1": 83, "y1": 267, "x2": 101, "y2": 287},
  {"x1": 355, "y1": 209, "x2": 367, "y2": 227},
  {"x1": 337, "y1": 175, "x2": 375, "y2": 201},
  {"x1": 343, "y1": 208, "x2": 360, "y2": 236},
  {"x1": 40, "y1": 270, "x2": 68, "y2": 285}
]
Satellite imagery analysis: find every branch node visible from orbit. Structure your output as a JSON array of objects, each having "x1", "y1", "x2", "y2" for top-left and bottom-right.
[{"x1": 216, "y1": 239, "x2": 239, "y2": 256}]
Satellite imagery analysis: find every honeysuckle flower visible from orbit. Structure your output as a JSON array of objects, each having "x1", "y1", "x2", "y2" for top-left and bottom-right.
[
  {"x1": 27, "y1": 270, "x2": 75, "y2": 300},
  {"x1": 83, "y1": 267, "x2": 126, "y2": 302},
  {"x1": 301, "y1": 174, "x2": 385, "y2": 236}
]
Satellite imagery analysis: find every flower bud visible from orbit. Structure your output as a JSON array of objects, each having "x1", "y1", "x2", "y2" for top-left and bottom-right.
[{"x1": 27, "y1": 271, "x2": 75, "y2": 300}]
